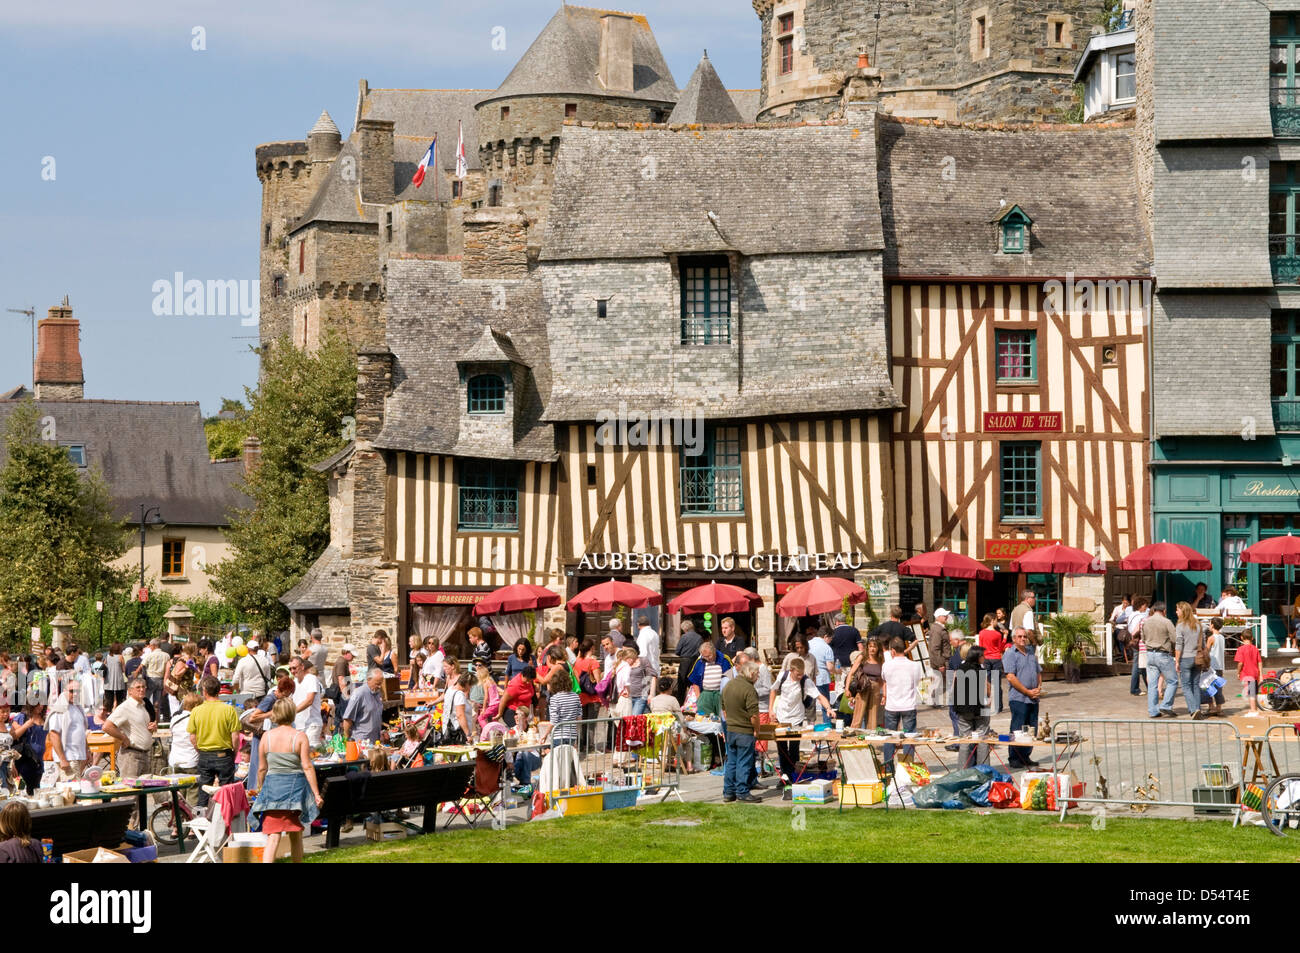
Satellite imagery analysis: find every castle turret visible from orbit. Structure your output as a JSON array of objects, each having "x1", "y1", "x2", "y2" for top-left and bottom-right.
[
  {"x1": 754, "y1": 0, "x2": 1107, "y2": 124},
  {"x1": 474, "y1": 5, "x2": 679, "y2": 227},
  {"x1": 668, "y1": 52, "x2": 744, "y2": 124},
  {"x1": 307, "y1": 110, "x2": 342, "y2": 162}
]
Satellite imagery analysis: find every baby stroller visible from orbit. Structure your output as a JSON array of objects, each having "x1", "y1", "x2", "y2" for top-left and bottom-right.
[{"x1": 396, "y1": 712, "x2": 441, "y2": 769}]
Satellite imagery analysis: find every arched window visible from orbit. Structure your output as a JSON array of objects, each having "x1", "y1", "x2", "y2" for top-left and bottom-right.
[{"x1": 467, "y1": 374, "x2": 506, "y2": 414}]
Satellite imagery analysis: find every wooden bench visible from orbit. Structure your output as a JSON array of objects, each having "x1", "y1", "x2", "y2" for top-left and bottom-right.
[
  {"x1": 30, "y1": 801, "x2": 135, "y2": 858},
  {"x1": 321, "y1": 761, "x2": 476, "y2": 849}
]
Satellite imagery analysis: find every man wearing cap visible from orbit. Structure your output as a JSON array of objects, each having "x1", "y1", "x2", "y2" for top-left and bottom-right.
[
  {"x1": 927, "y1": 609, "x2": 953, "y2": 691},
  {"x1": 232, "y1": 639, "x2": 272, "y2": 700}
]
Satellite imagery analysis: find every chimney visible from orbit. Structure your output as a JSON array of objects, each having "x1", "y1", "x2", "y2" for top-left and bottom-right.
[
  {"x1": 357, "y1": 118, "x2": 395, "y2": 206},
  {"x1": 462, "y1": 208, "x2": 530, "y2": 279},
  {"x1": 598, "y1": 13, "x2": 635, "y2": 92},
  {"x1": 33, "y1": 298, "x2": 84, "y2": 401},
  {"x1": 242, "y1": 435, "x2": 262, "y2": 478}
]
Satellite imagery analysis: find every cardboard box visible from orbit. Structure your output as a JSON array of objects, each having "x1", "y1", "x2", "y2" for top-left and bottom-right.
[
  {"x1": 792, "y1": 779, "x2": 835, "y2": 804},
  {"x1": 63, "y1": 846, "x2": 130, "y2": 864},
  {"x1": 223, "y1": 832, "x2": 291, "y2": 862},
  {"x1": 365, "y1": 821, "x2": 408, "y2": 842}
]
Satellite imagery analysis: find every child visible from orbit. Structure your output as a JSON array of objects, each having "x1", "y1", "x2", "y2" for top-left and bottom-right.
[
  {"x1": 1235, "y1": 630, "x2": 1262, "y2": 713},
  {"x1": 649, "y1": 677, "x2": 691, "y2": 774},
  {"x1": 399, "y1": 723, "x2": 422, "y2": 762},
  {"x1": 1204, "y1": 619, "x2": 1226, "y2": 716}
]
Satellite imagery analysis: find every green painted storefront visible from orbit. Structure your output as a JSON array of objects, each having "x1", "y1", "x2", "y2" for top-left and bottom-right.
[{"x1": 1152, "y1": 436, "x2": 1300, "y2": 647}]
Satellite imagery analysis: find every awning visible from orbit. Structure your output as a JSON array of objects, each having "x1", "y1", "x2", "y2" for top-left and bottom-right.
[{"x1": 408, "y1": 590, "x2": 488, "y2": 605}]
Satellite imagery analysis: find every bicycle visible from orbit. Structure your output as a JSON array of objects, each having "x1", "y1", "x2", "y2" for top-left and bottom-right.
[
  {"x1": 147, "y1": 791, "x2": 198, "y2": 847},
  {"x1": 1258, "y1": 669, "x2": 1300, "y2": 712},
  {"x1": 1260, "y1": 773, "x2": 1300, "y2": 836}
]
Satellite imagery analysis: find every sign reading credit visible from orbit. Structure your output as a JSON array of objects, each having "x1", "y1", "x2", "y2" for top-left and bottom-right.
[
  {"x1": 982, "y1": 412, "x2": 1063, "y2": 433},
  {"x1": 984, "y1": 538, "x2": 1061, "y2": 560}
]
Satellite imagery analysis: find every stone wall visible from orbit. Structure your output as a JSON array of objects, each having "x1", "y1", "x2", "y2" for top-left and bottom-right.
[
  {"x1": 1134, "y1": 0, "x2": 1154, "y2": 239},
  {"x1": 256, "y1": 141, "x2": 318, "y2": 348},
  {"x1": 1062, "y1": 573, "x2": 1105, "y2": 621},
  {"x1": 463, "y1": 209, "x2": 530, "y2": 279},
  {"x1": 755, "y1": 0, "x2": 1105, "y2": 123},
  {"x1": 348, "y1": 349, "x2": 399, "y2": 642}
]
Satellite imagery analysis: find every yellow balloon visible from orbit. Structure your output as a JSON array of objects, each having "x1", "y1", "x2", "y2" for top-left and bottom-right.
[{"x1": 237, "y1": 645, "x2": 249, "y2": 657}]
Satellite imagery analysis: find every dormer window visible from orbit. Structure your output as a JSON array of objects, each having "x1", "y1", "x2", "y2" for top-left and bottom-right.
[
  {"x1": 992, "y1": 204, "x2": 1033, "y2": 255},
  {"x1": 467, "y1": 374, "x2": 506, "y2": 414},
  {"x1": 65, "y1": 445, "x2": 86, "y2": 468}
]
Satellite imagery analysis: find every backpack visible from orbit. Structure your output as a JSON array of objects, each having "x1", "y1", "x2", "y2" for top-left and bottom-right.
[{"x1": 578, "y1": 665, "x2": 600, "y2": 697}]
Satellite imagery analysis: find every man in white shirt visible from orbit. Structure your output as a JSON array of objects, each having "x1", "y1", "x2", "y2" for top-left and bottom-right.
[
  {"x1": 636, "y1": 616, "x2": 661, "y2": 680},
  {"x1": 288, "y1": 657, "x2": 323, "y2": 745},
  {"x1": 232, "y1": 641, "x2": 272, "y2": 699},
  {"x1": 47, "y1": 681, "x2": 89, "y2": 780},
  {"x1": 880, "y1": 635, "x2": 923, "y2": 765},
  {"x1": 1216, "y1": 587, "x2": 1249, "y2": 616}
]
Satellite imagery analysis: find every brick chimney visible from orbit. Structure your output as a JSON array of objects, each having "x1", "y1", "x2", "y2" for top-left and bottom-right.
[
  {"x1": 598, "y1": 13, "x2": 635, "y2": 92},
  {"x1": 242, "y1": 435, "x2": 262, "y2": 478},
  {"x1": 357, "y1": 118, "x2": 395, "y2": 206},
  {"x1": 33, "y1": 299, "x2": 84, "y2": 401}
]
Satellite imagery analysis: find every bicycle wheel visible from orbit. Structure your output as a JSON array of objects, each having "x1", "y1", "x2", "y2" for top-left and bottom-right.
[
  {"x1": 147, "y1": 803, "x2": 179, "y2": 847},
  {"x1": 1260, "y1": 774, "x2": 1300, "y2": 837},
  {"x1": 1259, "y1": 678, "x2": 1283, "y2": 708}
]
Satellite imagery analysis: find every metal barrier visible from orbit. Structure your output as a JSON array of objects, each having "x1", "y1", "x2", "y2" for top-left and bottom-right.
[
  {"x1": 1050, "y1": 718, "x2": 1244, "y2": 819},
  {"x1": 505, "y1": 716, "x2": 682, "y2": 804},
  {"x1": 1258, "y1": 723, "x2": 1300, "y2": 780}
]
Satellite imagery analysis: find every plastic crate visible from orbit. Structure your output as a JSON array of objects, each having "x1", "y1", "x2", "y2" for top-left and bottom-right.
[
  {"x1": 1200, "y1": 764, "x2": 1235, "y2": 787},
  {"x1": 1193, "y1": 784, "x2": 1241, "y2": 815},
  {"x1": 835, "y1": 781, "x2": 884, "y2": 806},
  {"x1": 601, "y1": 785, "x2": 640, "y2": 811},
  {"x1": 552, "y1": 788, "x2": 604, "y2": 816}
]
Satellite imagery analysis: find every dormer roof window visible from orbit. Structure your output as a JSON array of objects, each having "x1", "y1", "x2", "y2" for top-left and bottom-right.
[{"x1": 992, "y1": 204, "x2": 1033, "y2": 255}]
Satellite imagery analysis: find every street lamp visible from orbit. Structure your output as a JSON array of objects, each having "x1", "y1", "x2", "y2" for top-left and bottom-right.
[{"x1": 137, "y1": 505, "x2": 163, "y2": 640}]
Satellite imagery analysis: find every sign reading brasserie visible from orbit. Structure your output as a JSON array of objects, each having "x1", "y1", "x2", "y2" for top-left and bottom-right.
[
  {"x1": 575, "y1": 551, "x2": 872, "y2": 573},
  {"x1": 982, "y1": 412, "x2": 1063, "y2": 433}
]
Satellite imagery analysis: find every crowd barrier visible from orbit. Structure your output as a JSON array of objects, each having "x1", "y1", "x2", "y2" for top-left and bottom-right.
[
  {"x1": 511, "y1": 716, "x2": 682, "y2": 806},
  {"x1": 1050, "y1": 718, "x2": 1245, "y2": 820}
]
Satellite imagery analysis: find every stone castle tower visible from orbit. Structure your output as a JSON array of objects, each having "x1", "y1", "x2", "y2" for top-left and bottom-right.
[{"x1": 753, "y1": 0, "x2": 1106, "y2": 122}]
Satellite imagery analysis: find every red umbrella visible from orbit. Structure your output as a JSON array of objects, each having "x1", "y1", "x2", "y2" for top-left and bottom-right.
[
  {"x1": 666, "y1": 582, "x2": 763, "y2": 615},
  {"x1": 1241, "y1": 534, "x2": 1300, "y2": 566},
  {"x1": 899, "y1": 549, "x2": 994, "y2": 581},
  {"x1": 565, "y1": 579, "x2": 663, "y2": 612},
  {"x1": 775, "y1": 576, "x2": 866, "y2": 617},
  {"x1": 473, "y1": 584, "x2": 562, "y2": 616},
  {"x1": 1010, "y1": 543, "x2": 1103, "y2": 574},
  {"x1": 1119, "y1": 542, "x2": 1212, "y2": 572}
]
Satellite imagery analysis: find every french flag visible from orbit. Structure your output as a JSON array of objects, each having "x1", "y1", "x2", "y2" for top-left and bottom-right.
[{"x1": 412, "y1": 137, "x2": 436, "y2": 189}]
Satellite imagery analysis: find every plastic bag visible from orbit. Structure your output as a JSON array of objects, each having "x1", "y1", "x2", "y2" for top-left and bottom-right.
[
  {"x1": 902, "y1": 762, "x2": 931, "y2": 786},
  {"x1": 967, "y1": 781, "x2": 992, "y2": 807},
  {"x1": 972, "y1": 763, "x2": 1013, "y2": 784},
  {"x1": 913, "y1": 785, "x2": 967, "y2": 809},
  {"x1": 1021, "y1": 777, "x2": 1057, "y2": 811},
  {"x1": 987, "y1": 780, "x2": 1018, "y2": 808}
]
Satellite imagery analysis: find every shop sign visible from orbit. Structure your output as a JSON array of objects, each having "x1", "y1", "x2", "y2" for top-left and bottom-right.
[
  {"x1": 983, "y1": 538, "x2": 1060, "y2": 560},
  {"x1": 982, "y1": 412, "x2": 1063, "y2": 433},
  {"x1": 408, "y1": 591, "x2": 485, "y2": 605},
  {"x1": 1236, "y1": 478, "x2": 1300, "y2": 499},
  {"x1": 575, "y1": 551, "x2": 872, "y2": 574}
]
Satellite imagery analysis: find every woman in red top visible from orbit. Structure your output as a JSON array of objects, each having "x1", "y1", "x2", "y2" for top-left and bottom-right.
[
  {"x1": 571, "y1": 638, "x2": 602, "y2": 752},
  {"x1": 495, "y1": 667, "x2": 536, "y2": 728},
  {"x1": 976, "y1": 614, "x2": 1010, "y2": 713}
]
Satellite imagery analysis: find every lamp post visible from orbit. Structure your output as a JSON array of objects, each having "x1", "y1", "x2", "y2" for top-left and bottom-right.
[{"x1": 137, "y1": 504, "x2": 162, "y2": 640}]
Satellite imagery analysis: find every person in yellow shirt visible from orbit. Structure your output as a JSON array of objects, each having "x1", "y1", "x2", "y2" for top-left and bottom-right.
[{"x1": 188, "y1": 676, "x2": 241, "y2": 808}]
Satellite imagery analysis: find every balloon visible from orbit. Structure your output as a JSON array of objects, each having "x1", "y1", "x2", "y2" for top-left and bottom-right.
[
  {"x1": 225, "y1": 647, "x2": 236, "y2": 660},
  {"x1": 232, "y1": 636, "x2": 244, "y2": 648},
  {"x1": 237, "y1": 645, "x2": 248, "y2": 657}
]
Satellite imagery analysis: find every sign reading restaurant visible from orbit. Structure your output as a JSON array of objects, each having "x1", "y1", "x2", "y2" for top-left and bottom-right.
[
  {"x1": 982, "y1": 412, "x2": 1063, "y2": 433},
  {"x1": 574, "y1": 551, "x2": 873, "y2": 574}
]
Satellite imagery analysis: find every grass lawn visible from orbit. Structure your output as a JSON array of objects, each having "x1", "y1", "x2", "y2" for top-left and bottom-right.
[{"x1": 305, "y1": 802, "x2": 1300, "y2": 863}]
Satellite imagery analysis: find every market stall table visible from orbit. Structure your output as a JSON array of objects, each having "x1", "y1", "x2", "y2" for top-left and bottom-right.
[
  {"x1": 86, "y1": 731, "x2": 117, "y2": 772},
  {"x1": 74, "y1": 779, "x2": 196, "y2": 855}
]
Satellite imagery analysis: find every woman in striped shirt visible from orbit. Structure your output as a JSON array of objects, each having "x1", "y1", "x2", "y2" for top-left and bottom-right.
[{"x1": 544, "y1": 667, "x2": 582, "y2": 748}]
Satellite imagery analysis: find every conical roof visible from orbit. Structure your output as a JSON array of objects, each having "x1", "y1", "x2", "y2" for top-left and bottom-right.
[
  {"x1": 479, "y1": 5, "x2": 678, "y2": 106},
  {"x1": 309, "y1": 110, "x2": 340, "y2": 137},
  {"x1": 668, "y1": 52, "x2": 743, "y2": 124}
]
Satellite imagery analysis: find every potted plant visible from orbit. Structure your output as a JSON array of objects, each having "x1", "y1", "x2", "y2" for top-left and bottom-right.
[{"x1": 1042, "y1": 613, "x2": 1098, "y2": 683}]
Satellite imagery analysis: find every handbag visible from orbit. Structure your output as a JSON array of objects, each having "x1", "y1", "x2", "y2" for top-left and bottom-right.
[{"x1": 1193, "y1": 632, "x2": 1211, "y2": 671}]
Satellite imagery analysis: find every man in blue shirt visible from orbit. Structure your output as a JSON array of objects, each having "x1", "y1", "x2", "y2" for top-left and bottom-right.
[
  {"x1": 1002, "y1": 627, "x2": 1042, "y2": 769},
  {"x1": 829, "y1": 613, "x2": 862, "y2": 669},
  {"x1": 342, "y1": 670, "x2": 385, "y2": 744}
]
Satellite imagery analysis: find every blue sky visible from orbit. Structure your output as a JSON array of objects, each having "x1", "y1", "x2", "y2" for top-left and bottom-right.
[{"x1": 0, "y1": 1, "x2": 757, "y2": 415}]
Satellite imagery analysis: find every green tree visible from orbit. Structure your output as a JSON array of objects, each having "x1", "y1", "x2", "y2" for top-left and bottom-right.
[
  {"x1": 204, "y1": 397, "x2": 250, "y2": 460},
  {"x1": 209, "y1": 334, "x2": 356, "y2": 629},
  {"x1": 0, "y1": 402, "x2": 130, "y2": 650}
]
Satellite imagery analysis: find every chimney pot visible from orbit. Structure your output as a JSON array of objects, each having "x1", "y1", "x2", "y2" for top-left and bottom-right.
[{"x1": 242, "y1": 435, "x2": 262, "y2": 477}]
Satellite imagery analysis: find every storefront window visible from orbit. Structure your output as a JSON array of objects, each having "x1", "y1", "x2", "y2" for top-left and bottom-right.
[
  {"x1": 934, "y1": 579, "x2": 970, "y2": 632},
  {"x1": 1260, "y1": 514, "x2": 1300, "y2": 616},
  {"x1": 1223, "y1": 514, "x2": 1250, "y2": 592}
]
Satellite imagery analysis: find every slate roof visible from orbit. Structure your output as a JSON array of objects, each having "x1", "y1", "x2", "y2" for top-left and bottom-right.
[
  {"x1": 293, "y1": 89, "x2": 489, "y2": 233},
  {"x1": 458, "y1": 325, "x2": 529, "y2": 366},
  {"x1": 0, "y1": 400, "x2": 248, "y2": 526},
  {"x1": 375, "y1": 259, "x2": 556, "y2": 461},
  {"x1": 309, "y1": 110, "x2": 340, "y2": 137},
  {"x1": 478, "y1": 5, "x2": 678, "y2": 107},
  {"x1": 668, "y1": 54, "x2": 743, "y2": 124},
  {"x1": 876, "y1": 117, "x2": 1151, "y2": 277},
  {"x1": 728, "y1": 89, "x2": 761, "y2": 123},
  {"x1": 540, "y1": 121, "x2": 885, "y2": 260},
  {"x1": 280, "y1": 545, "x2": 350, "y2": 612}
]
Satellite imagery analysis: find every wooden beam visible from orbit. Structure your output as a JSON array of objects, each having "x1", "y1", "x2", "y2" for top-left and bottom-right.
[
  {"x1": 909, "y1": 289, "x2": 990, "y2": 435},
  {"x1": 769, "y1": 423, "x2": 872, "y2": 554},
  {"x1": 1044, "y1": 453, "x2": 1119, "y2": 557},
  {"x1": 932, "y1": 454, "x2": 997, "y2": 548}
]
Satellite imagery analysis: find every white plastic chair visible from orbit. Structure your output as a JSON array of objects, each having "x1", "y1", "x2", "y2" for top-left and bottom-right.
[{"x1": 183, "y1": 787, "x2": 228, "y2": 863}]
